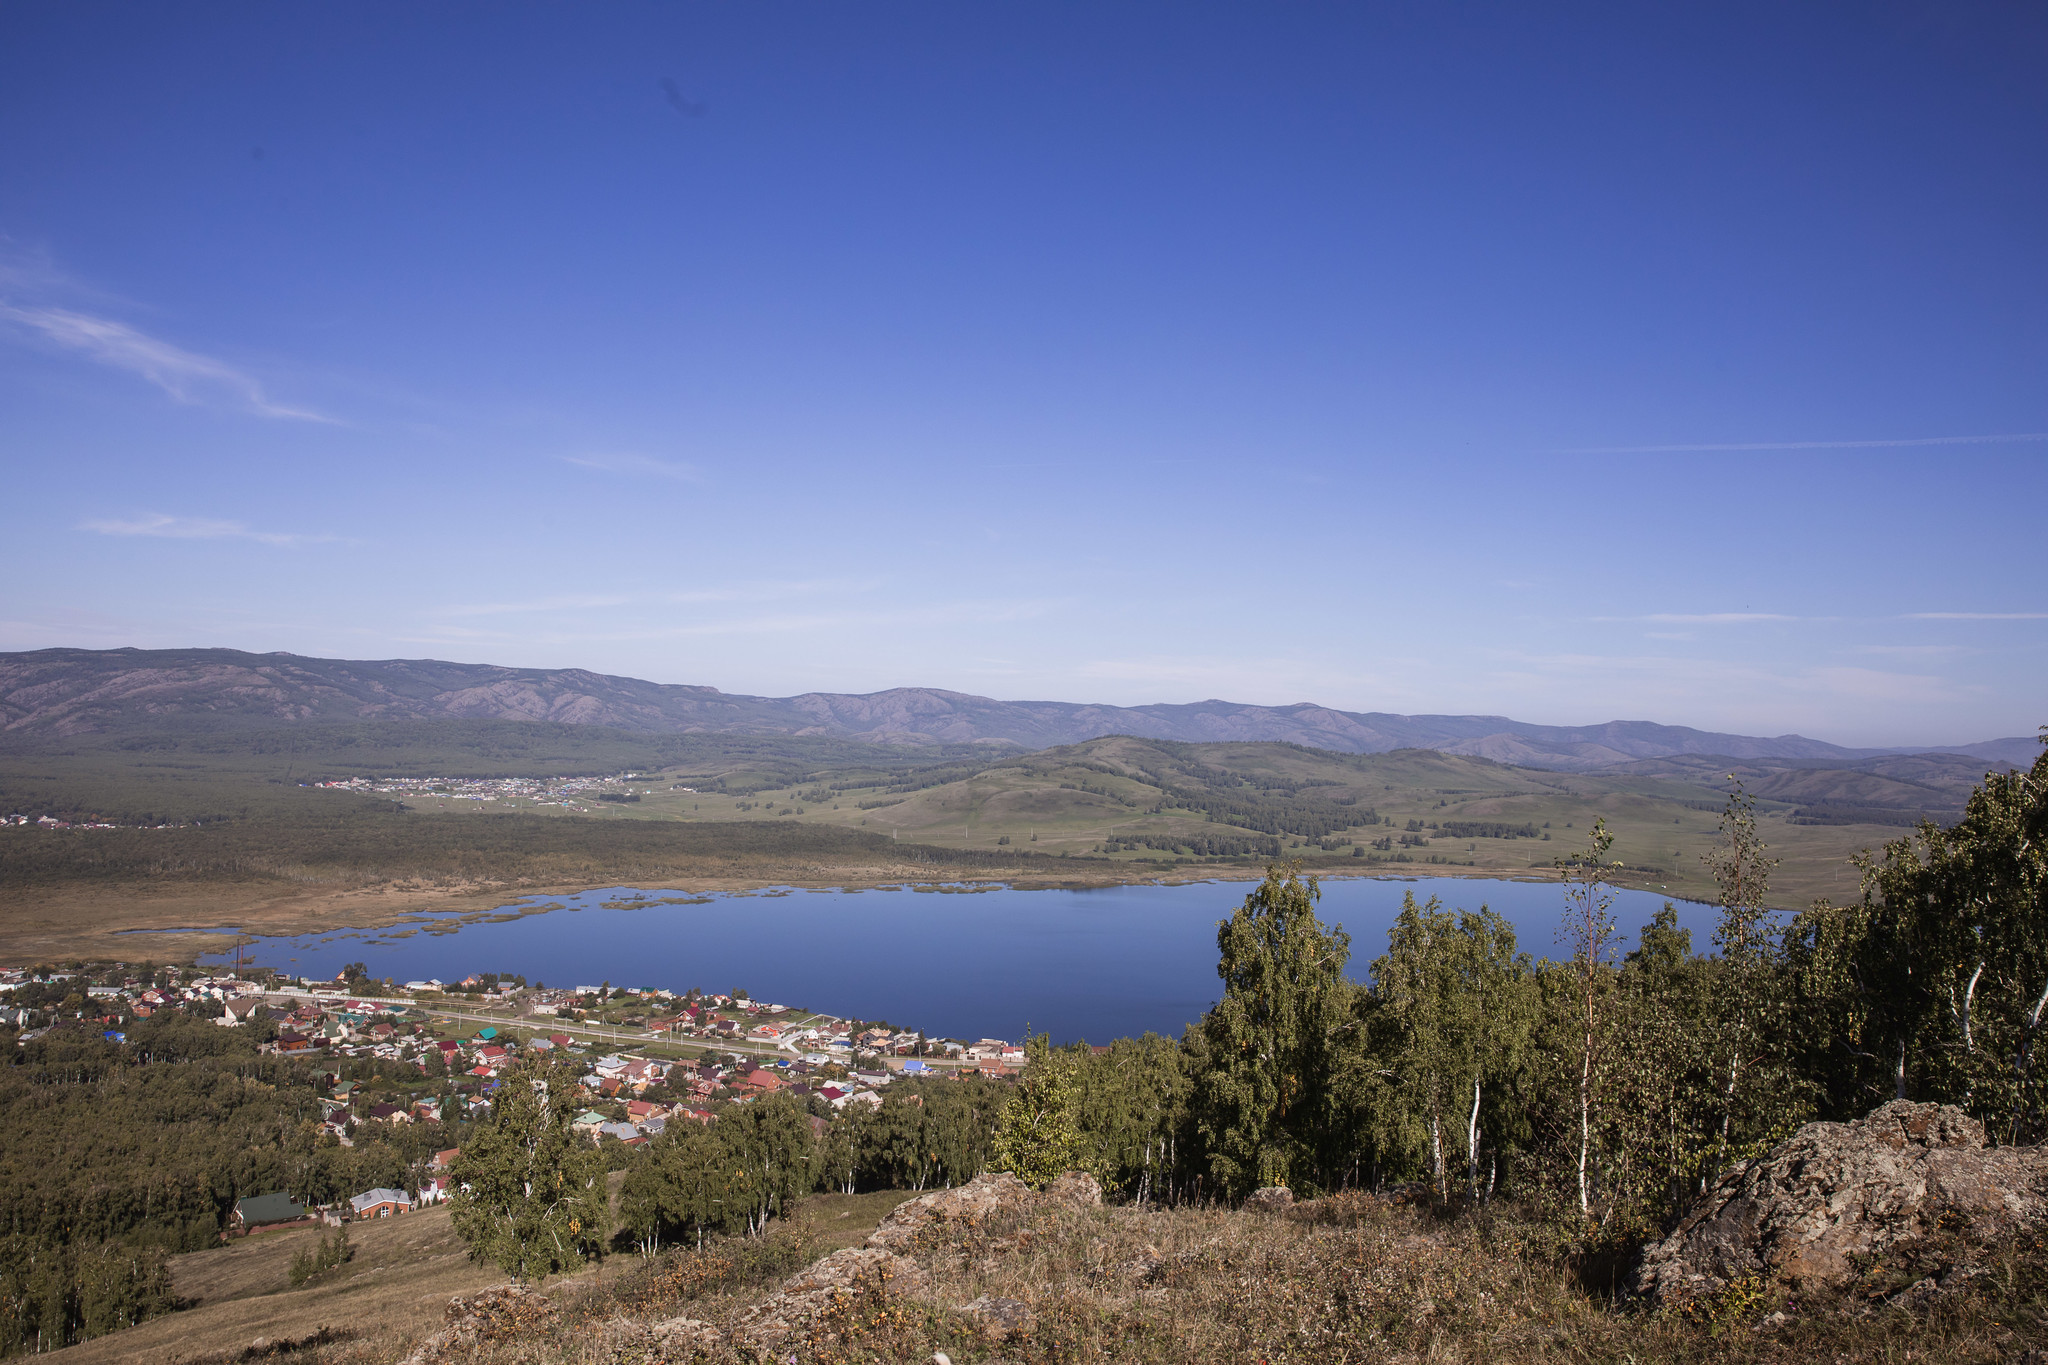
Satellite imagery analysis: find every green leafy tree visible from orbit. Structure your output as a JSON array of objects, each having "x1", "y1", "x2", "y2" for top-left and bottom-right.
[
  {"x1": 991, "y1": 1036, "x2": 1085, "y2": 1188},
  {"x1": 620, "y1": 1118, "x2": 755, "y2": 1253},
  {"x1": 861, "y1": 1079, "x2": 1005, "y2": 1192},
  {"x1": 1191, "y1": 863, "x2": 1356, "y2": 1199},
  {"x1": 1701, "y1": 779, "x2": 1802, "y2": 1178},
  {"x1": 1369, "y1": 894, "x2": 1533, "y2": 1201},
  {"x1": 815, "y1": 1105, "x2": 866, "y2": 1196},
  {"x1": 1606, "y1": 905, "x2": 1718, "y2": 1219},
  {"x1": 1070, "y1": 1034, "x2": 1189, "y2": 1203},
  {"x1": 721, "y1": 1093, "x2": 818, "y2": 1234},
  {"x1": 1795, "y1": 736, "x2": 2048, "y2": 1139},
  {"x1": 449, "y1": 1057, "x2": 607, "y2": 1282},
  {"x1": 1556, "y1": 819, "x2": 1622, "y2": 1218}
]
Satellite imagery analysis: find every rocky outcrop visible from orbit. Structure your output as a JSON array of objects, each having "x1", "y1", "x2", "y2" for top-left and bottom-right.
[
  {"x1": 1045, "y1": 1170, "x2": 1104, "y2": 1211},
  {"x1": 398, "y1": 1284, "x2": 557, "y2": 1364},
  {"x1": 1242, "y1": 1186, "x2": 1295, "y2": 1213},
  {"x1": 713, "y1": 1172, "x2": 1103, "y2": 1356},
  {"x1": 728, "y1": 1246, "x2": 930, "y2": 1353},
  {"x1": 1633, "y1": 1101, "x2": 2048, "y2": 1305},
  {"x1": 957, "y1": 1294, "x2": 1036, "y2": 1338},
  {"x1": 866, "y1": 1169, "x2": 1103, "y2": 1254}
]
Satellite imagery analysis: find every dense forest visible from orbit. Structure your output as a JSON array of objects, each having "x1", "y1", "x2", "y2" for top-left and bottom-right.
[{"x1": 0, "y1": 1012, "x2": 471, "y2": 1355}]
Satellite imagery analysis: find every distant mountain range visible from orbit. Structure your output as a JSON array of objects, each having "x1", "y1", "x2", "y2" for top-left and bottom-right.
[{"x1": 0, "y1": 647, "x2": 2034, "y2": 773}]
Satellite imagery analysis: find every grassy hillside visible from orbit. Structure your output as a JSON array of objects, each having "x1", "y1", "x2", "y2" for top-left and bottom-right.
[
  {"x1": 525, "y1": 735, "x2": 1899, "y2": 907},
  {"x1": 1, "y1": 723, "x2": 1990, "y2": 963}
]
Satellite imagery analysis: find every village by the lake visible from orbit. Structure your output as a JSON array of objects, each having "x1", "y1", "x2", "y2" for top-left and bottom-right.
[{"x1": 4, "y1": 959, "x2": 1031, "y2": 1232}]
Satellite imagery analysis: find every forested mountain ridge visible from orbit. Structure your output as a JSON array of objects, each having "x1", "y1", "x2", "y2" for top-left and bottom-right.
[{"x1": 2, "y1": 647, "x2": 2030, "y2": 772}]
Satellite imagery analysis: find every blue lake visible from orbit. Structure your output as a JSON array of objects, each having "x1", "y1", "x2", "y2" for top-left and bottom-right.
[{"x1": 210, "y1": 876, "x2": 1719, "y2": 1044}]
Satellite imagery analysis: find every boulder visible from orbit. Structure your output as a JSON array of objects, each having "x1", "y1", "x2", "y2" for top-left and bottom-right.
[
  {"x1": 957, "y1": 1294, "x2": 1036, "y2": 1338},
  {"x1": 1242, "y1": 1186, "x2": 1294, "y2": 1213},
  {"x1": 867, "y1": 1171, "x2": 1110, "y2": 1252},
  {"x1": 1632, "y1": 1100, "x2": 2048, "y2": 1305},
  {"x1": 868, "y1": 1172, "x2": 1035, "y2": 1252},
  {"x1": 1046, "y1": 1170, "x2": 1103, "y2": 1210},
  {"x1": 733, "y1": 1246, "x2": 929, "y2": 1353},
  {"x1": 399, "y1": 1284, "x2": 558, "y2": 1364}
]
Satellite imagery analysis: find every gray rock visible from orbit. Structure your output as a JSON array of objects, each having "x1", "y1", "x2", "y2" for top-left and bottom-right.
[
  {"x1": 1243, "y1": 1186, "x2": 1295, "y2": 1213},
  {"x1": 866, "y1": 1170, "x2": 1101, "y2": 1254},
  {"x1": 733, "y1": 1246, "x2": 930, "y2": 1353},
  {"x1": 868, "y1": 1172, "x2": 1036, "y2": 1252},
  {"x1": 958, "y1": 1294, "x2": 1036, "y2": 1338},
  {"x1": 1632, "y1": 1100, "x2": 2048, "y2": 1305}
]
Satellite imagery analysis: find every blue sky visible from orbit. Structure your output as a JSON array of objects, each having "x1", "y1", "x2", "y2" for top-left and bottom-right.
[{"x1": 1, "y1": 2, "x2": 2043, "y2": 746}]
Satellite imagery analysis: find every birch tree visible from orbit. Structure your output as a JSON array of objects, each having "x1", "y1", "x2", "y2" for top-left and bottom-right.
[
  {"x1": 1370, "y1": 894, "x2": 1531, "y2": 1202},
  {"x1": 1556, "y1": 819, "x2": 1621, "y2": 1219},
  {"x1": 450, "y1": 1057, "x2": 608, "y2": 1282}
]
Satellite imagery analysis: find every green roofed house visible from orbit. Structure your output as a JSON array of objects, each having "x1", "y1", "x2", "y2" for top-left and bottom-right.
[
  {"x1": 233, "y1": 1191, "x2": 310, "y2": 1231},
  {"x1": 476, "y1": 1027, "x2": 497, "y2": 1040}
]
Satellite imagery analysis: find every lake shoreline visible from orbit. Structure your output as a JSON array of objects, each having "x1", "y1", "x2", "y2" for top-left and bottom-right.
[
  {"x1": 32, "y1": 861, "x2": 1582, "y2": 966},
  {"x1": 196, "y1": 875, "x2": 1720, "y2": 1045}
]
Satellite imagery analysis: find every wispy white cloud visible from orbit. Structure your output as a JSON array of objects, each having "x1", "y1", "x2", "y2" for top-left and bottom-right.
[
  {"x1": 1904, "y1": 611, "x2": 2048, "y2": 621},
  {"x1": 0, "y1": 303, "x2": 332, "y2": 422},
  {"x1": 81, "y1": 513, "x2": 339, "y2": 548},
  {"x1": 561, "y1": 452, "x2": 703, "y2": 481},
  {"x1": 664, "y1": 579, "x2": 877, "y2": 605},
  {"x1": 1552, "y1": 432, "x2": 2048, "y2": 455},
  {"x1": 1600, "y1": 612, "x2": 1800, "y2": 625}
]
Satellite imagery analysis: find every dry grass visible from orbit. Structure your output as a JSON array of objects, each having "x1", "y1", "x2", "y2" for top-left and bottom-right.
[
  {"x1": 53, "y1": 1194, "x2": 2048, "y2": 1365},
  {"x1": 46, "y1": 1206, "x2": 520, "y2": 1365},
  {"x1": 316, "y1": 1198, "x2": 2048, "y2": 1365}
]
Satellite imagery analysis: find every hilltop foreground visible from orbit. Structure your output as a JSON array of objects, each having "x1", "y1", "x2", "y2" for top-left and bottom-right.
[{"x1": 63, "y1": 1150, "x2": 2048, "y2": 1365}]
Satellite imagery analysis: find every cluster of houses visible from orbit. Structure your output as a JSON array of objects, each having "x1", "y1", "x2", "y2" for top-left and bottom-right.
[
  {"x1": 306, "y1": 771, "x2": 652, "y2": 812},
  {"x1": 10, "y1": 963, "x2": 1044, "y2": 1242},
  {"x1": 228, "y1": 1147, "x2": 465, "y2": 1235},
  {"x1": 1, "y1": 813, "x2": 153, "y2": 829}
]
